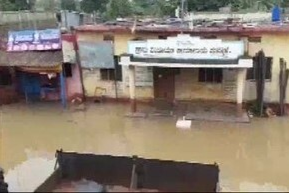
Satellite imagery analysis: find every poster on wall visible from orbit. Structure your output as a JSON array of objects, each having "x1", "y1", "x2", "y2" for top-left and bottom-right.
[
  {"x1": 125, "y1": 66, "x2": 153, "y2": 87},
  {"x1": 7, "y1": 29, "x2": 61, "y2": 52},
  {"x1": 78, "y1": 41, "x2": 115, "y2": 69}
]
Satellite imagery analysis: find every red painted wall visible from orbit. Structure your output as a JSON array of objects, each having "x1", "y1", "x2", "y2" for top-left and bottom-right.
[{"x1": 62, "y1": 34, "x2": 83, "y2": 101}]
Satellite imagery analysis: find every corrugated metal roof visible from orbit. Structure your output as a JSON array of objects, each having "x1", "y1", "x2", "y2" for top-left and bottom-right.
[
  {"x1": 0, "y1": 51, "x2": 63, "y2": 67},
  {"x1": 75, "y1": 23, "x2": 289, "y2": 35}
]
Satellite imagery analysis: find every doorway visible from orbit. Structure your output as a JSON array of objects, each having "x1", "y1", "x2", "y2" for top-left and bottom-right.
[{"x1": 153, "y1": 67, "x2": 178, "y2": 103}]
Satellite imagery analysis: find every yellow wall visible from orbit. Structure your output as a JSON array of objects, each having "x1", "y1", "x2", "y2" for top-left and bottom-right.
[
  {"x1": 77, "y1": 32, "x2": 159, "y2": 55},
  {"x1": 82, "y1": 68, "x2": 153, "y2": 100},
  {"x1": 77, "y1": 31, "x2": 289, "y2": 103},
  {"x1": 175, "y1": 69, "x2": 224, "y2": 100},
  {"x1": 77, "y1": 32, "x2": 157, "y2": 100},
  {"x1": 245, "y1": 34, "x2": 289, "y2": 103},
  {"x1": 175, "y1": 68, "x2": 239, "y2": 101}
]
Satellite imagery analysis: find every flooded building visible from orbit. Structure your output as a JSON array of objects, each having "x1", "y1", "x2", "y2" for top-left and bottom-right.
[
  {"x1": 68, "y1": 20, "x2": 289, "y2": 113},
  {"x1": 0, "y1": 29, "x2": 81, "y2": 107}
]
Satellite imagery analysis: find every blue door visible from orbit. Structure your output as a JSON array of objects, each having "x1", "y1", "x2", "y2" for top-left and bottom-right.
[{"x1": 19, "y1": 73, "x2": 41, "y2": 101}]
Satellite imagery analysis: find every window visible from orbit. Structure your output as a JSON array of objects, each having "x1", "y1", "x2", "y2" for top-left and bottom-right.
[
  {"x1": 198, "y1": 68, "x2": 223, "y2": 83},
  {"x1": 62, "y1": 62, "x2": 72, "y2": 77},
  {"x1": 202, "y1": 35, "x2": 217, "y2": 39},
  {"x1": 100, "y1": 69, "x2": 115, "y2": 80},
  {"x1": 158, "y1": 35, "x2": 167, "y2": 39},
  {"x1": 248, "y1": 37, "x2": 262, "y2": 43},
  {"x1": 0, "y1": 69, "x2": 12, "y2": 86},
  {"x1": 132, "y1": 37, "x2": 145, "y2": 41},
  {"x1": 246, "y1": 57, "x2": 272, "y2": 80},
  {"x1": 100, "y1": 56, "x2": 122, "y2": 81},
  {"x1": 103, "y1": 34, "x2": 114, "y2": 42}
]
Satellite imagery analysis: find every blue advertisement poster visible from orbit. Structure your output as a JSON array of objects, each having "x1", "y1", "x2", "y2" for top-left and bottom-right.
[{"x1": 7, "y1": 29, "x2": 61, "y2": 52}]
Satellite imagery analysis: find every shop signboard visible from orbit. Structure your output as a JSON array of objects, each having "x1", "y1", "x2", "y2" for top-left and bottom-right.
[{"x1": 7, "y1": 29, "x2": 61, "y2": 52}]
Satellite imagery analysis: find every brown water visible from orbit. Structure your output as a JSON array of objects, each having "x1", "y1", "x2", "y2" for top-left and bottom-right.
[{"x1": 1, "y1": 102, "x2": 289, "y2": 192}]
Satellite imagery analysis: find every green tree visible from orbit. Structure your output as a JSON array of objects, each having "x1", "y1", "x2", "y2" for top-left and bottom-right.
[
  {"x1": 80, "y1": 0, "x2": 108, "y2": 13},
  {"x1": 281, "y1": 0, "x2": 289, "y2": 7},
  {"x1": 0, "y1": 0, "x2": 30, "y2": 11},
  {"x1": 61, "y1": 0, "x2": 76, "y2": 11},
  {"x1": 0, "y1": 0, "x2": 15, "y2": 11},
  {"x1": 105, "y1": 0, "x2": 132, "y2": 19},
  {"x1": 132, "y1": 0, "x2": 179, "y2": 17},
  {"x1": 156, "y1": 0, "x2": 179, "y2": 16},
  {"x1": 131, "y1": 0, "x2": 152, "y2": 15},
  {"x1": 187, "y1": 0, "x2": 232, "y2": 11},
  {"x1": 12, "y1": 0, "x2": 29, "y2": 10},
  {"x1": 35, "y1": 0, "x2": 56, "y2": 11},
  {"x1": 27, "y1": 0, "x2": 37, "y2": 11},
  {"x1": 233, "y1": 0, "x2": 283, "y2": 11}
]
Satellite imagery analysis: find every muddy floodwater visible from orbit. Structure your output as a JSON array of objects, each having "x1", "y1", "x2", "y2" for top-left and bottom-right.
[{"x1": 1, "y1": 102, "x2": 289, "y2": 192}]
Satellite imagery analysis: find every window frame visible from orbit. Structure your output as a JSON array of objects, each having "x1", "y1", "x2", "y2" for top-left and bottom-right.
[
  {"x1": 103, "y1": 34, "x2": 114, "y2": 42},
  {"x1": 248, "y1": 36, "x2": 262, "y2": 43},
  {"x1": 99, "y1": 56, "x2": 122, "y2": 81},
  {"x1": 100, "y1": 69, "x2": 115, "y2": 81},
  {"x1": 158, "y1": 35, "x2": 168, "y2": 39},
  {"x1": 198, "y1": 68, "x2": 223, "y2": 84},
  {"x1": 246, "y1": 57, "x2": 272, "y2": 81}
]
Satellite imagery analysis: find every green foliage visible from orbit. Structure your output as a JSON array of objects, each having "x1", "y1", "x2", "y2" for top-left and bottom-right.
[
  {"x1": 2, "y1": 0, "x2": 289, "y2": 13},
  {"x1": 187, "y1": 0, "x2": 232, "y2": 11},
  {"x1": 80, "y1": 0, "x2": 108, "y2": 13},
  {"x1": 281, "y1": 0, "x2": 289, "y2": 7},
  {"x1": 156, "y1": 0, "x2": 179, "y2": 16},
  {"x1": 132, "y1": 0, "x2": 179, "y2": 17},
  {"x1": 232, "y1": 0, "x2": 276, "y2": 11},
  {"x1": 0, "y1": 0, "x2": 29, "y2": 11},
  {"x1": 105, "y1": 0, "x2": 132, "y2": 19},
  {"x1": 39, "y1": 0, "x2": 55, "y2": 11},
  {"x1": 61, "y1": 0, "x2": 76, "y2": 11}
]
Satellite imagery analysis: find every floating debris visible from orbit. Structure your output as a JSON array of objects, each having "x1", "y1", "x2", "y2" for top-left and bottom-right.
[{"x1": 176, "y1": 116, "x2": 191, "y2": 130}]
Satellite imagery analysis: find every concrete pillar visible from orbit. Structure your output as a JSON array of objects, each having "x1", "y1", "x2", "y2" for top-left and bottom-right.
[
  {"x1": 128, "y1": 65, "x2": 136, "y2": 113},
  {"x1": 60, "y1": 70, "x2": 67, "y2": 109},
  {"x1": 236, "y1": 68, "x2": 247, "y2": 116}
]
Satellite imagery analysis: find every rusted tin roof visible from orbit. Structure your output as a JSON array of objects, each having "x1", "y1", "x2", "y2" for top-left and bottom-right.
[
  {"x1": 75, "y1": 23, "x2": 289, "y2": 35},
  {"x1": 0, "y1": 51, "x2": 63, "y2": 67}
]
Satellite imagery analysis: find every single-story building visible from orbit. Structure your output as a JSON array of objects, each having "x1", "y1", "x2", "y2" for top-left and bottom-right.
[
  {"x1": 1, "y1": 51, "x2": 64, "y2": 103},
  {"x1": 62, "y1": 22, "x2": 289, "y2": 114},
  {"x1": 0, "y1": 30, "x2": 83, "y2": 107}
]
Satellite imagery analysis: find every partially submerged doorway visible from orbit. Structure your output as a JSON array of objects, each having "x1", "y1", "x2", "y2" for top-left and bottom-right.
[{"x1": 153, "y1": 67, "x2": 179, "y2": 110}]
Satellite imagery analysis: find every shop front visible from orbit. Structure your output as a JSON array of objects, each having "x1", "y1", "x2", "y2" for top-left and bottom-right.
[
  {"x1": 5, "y1": 28, "x2": 68, "y2": 108},
  {"x1": 7, "y1": 51, "x2": 64, "y2": 104},
  {"x1": 120, "y1": 34, "x2": 253, "y2": 115}
]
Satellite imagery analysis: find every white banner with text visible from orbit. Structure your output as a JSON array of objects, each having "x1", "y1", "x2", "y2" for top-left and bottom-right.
[{"x1": 128, "y1": 34, "x2": 244, "y2": 60}]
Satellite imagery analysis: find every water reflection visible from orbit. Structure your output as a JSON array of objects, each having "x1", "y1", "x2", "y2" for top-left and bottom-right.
[{"x1": 1, "y1": 103, "x2": 289, "y2": 191}]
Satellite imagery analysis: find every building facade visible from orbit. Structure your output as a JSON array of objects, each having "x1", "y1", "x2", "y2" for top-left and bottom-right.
[
  {"x1": 62, "y1": 24, "x2": 289, "y2": 111},
  {"x1": 0, "y1": 29, "x2": 82, "y2": 107}
]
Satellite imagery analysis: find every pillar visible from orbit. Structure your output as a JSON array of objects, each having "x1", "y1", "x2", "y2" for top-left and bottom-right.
[
  {"x1": 236, "y1": 68, "x2": 247, "y2": 116},
  {"x1": 60, "y1": 70, "x2": 67, "y2": 109},
  {"x1": 128, "y1": 65, "x2": 136, "y2": 113}
]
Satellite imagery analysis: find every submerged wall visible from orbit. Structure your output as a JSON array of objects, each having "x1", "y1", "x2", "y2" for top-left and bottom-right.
[{"x1": 245, "y1": 34, "x2": 289, "y2": 103}]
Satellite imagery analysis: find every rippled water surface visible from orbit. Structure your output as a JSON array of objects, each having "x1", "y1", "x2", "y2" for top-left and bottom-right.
[{"x1": 1, "y1": 103, "x2": 289, "y2": 192}]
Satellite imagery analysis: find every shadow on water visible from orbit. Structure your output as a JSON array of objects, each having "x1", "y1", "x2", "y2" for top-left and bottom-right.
[{"x1": 0, "y1": 102, "x2": 289, "y2": 191}]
